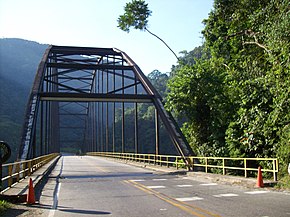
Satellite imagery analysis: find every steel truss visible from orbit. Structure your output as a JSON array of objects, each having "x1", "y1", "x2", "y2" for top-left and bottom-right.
[{"x1": 19, "y1": 46, "x2": 194, "y2": 161}]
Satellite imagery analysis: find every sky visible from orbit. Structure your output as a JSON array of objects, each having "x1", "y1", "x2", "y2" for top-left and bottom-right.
[{"x1": 0, "y1": 0, "x2": 213, "y2": 75}]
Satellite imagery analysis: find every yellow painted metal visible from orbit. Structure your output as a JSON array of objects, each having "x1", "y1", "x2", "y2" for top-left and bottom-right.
[
  {"x1": 1, "y1": 153, "x2": 59, "y2": 192},
  {"x1": 87, "y1": 152, "x2": 279, "y2": 181}
]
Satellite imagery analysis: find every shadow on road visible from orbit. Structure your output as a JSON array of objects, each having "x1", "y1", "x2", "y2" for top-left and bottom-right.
[{"x1": 57, "y1": 208, "x2": 111, "y2": 215}]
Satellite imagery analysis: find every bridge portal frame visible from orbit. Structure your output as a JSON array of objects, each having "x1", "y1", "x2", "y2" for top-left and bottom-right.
[{"x1": 19, "y1": 46, "x2": 194, "y2": 162}]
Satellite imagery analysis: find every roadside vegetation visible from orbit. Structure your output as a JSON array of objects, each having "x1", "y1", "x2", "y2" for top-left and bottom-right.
[
  {"x1": 0, "y1": 200, "x2": 11, "y2": 215},
  {"x1": 276, "y1": 175, "x2": 290, "y2": 190},
  {"x1": 119, "y1": 0, "x2": 290, "y2": 181}
]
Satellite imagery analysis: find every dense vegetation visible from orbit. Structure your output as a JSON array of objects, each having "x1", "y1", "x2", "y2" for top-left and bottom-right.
[
  {"x1": 166, "y1": 0, "x2": 290, "y2": 176},
  {"x1": 0, "y1": 38, "x2": 47, "y2": 162}
]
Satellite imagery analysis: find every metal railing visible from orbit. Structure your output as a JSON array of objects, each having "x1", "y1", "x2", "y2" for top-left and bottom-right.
[
  {"x1": 1, "y1": 153, "x2": 59, "y2": 193},
  {"x1": 87, "y1": 152, "x2": 278, "y2": 181}
]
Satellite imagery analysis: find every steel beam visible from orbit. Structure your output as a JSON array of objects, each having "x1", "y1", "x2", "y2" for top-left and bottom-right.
[{"x1": 39, "y1": 92, "x2": 153, "y2": 103}]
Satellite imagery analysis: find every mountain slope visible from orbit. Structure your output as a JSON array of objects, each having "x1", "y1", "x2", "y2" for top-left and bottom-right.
[{"x1": 0, "y1": 38, "x2": 47, "y2": 161}]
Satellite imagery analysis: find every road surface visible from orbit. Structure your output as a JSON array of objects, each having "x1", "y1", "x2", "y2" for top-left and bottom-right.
[{"x1": 35, "y1": 155, "x2": 289, "y2": 217}]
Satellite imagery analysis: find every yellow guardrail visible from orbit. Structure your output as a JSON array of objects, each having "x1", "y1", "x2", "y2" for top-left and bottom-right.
[
  {"x1": 1, "y1": 153, "x2": 59, "y2": 193},
  {"x1": 87, "y1": 152, "x2": 278, "y2": 181}
]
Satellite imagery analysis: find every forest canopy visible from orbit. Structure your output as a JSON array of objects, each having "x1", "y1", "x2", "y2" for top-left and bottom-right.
[{"x1": 166, "y1": 0, "x2": 290, "y2": 175}]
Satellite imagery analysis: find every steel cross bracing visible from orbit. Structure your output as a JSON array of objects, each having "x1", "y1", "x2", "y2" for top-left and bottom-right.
[{"x1": 18, "y1": 45, "x2": 194, "y2": 161}]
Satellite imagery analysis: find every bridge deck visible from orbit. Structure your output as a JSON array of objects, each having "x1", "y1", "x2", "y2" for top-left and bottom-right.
[{"x1": 19, "y1": 154, "x2": 289, "y2": 217}]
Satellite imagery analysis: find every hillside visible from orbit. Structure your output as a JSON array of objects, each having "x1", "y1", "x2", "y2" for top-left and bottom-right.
[{"x1": 0, "y1": 38, "x2": 48, "y2": 161}]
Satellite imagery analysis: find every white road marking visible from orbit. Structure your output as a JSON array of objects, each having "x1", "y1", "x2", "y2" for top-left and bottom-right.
[
  {"x1": 130, "y1": 179, "x2": 145, "y2": 182},
  {"x1": 48, "y1": 182, "x2": 61, "y2": 217},
  {"x1": 200, "y1": 183, "x2": 218, "y2": 186},
  {"x1": 244, "y1": 191, "x2": 269, "y2": 195},
  {"x1": 152, "y1": 178, "x2": 167, "y2": 181},
  {"x1": 147, "y1": 186, "x2": 166, "y2": 189},
  {"x1": 176, "y1": 197, "x2": 204, "y2": 201},
  {"x1": 177, "y1": 184, "x2": 193, "y2": 187},
  {"x1": 213, "y1": 193, "x2": 239, "y2": 197}
]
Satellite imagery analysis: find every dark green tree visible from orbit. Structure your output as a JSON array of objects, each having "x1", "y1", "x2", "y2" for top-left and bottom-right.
[
  {"x1": 166, "y1": 55, "x2": 232, "y2": 157},
  {"x1": 147, "y1": 69, "x2": 169, "y2": 97},
  {"x1": 166, "y1": 0, "x2": 290, "y2": 174}
]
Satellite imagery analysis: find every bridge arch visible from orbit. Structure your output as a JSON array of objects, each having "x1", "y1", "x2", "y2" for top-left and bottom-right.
[{"x1": 19, "y1": 46, "x2": 193, "y2": 161}]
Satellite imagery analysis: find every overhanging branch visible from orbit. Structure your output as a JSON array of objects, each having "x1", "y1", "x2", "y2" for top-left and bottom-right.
[{"x1": 145, "y1": 27, "x2": 179, "y2": 61}]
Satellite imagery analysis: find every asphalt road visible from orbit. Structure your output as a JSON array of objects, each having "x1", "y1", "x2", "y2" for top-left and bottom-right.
[{"x1": 37, "y1": 155, "x2": 290, "y2": 217}]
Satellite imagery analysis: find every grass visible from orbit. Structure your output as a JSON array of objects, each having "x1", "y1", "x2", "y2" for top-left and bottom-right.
[
  {"x1": 275, "y1": 175, "x2": 290, "y2": 190},
  {"x1": 0, "y1": 200, "x2": 12, "y2": 215}
]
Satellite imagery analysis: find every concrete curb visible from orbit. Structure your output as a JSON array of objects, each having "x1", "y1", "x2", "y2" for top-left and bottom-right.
[{"x1": 0, "y1": 155, "x2": 61, "y2": 203}]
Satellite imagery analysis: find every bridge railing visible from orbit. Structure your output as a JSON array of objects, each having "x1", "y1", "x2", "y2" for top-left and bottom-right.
[
  {"x1": 87, "y1": 152, "x2": 278, "y2": 181},
  {"x1": 1, "y1": 153, "x2": 59, "y2": 193}
]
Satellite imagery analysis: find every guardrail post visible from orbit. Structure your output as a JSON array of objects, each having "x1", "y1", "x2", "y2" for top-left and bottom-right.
[
  {"x1": 222, "y1": 159, "x2": 226, "y2": 175},
  {"x1": 24, "y1": 161, "x2": 27, "y2": 177},
  {"x1": 8, "y1": 165, "x2": 13, "y2": 187},
  {"x1": 28, "y1": 161, "x2": 31, "y2": 176},
  {"x1": 16, "y1": 163, "x2": 20, "y2": 182},
  {"x1": 190, "y1": 157, "x2": 194, "y2": 171},
  {"x1": 273, "y1": 159, "x2": 277, "y2": 182},
  {"x1": 205, "y1": 158, "x2": 208, "y2": 173},
  {"x1": 244, "y1": 159, "x2": 247, "y2": 178},
  {"x1": 0, "y1": 155, "x2": 2, "y2": 191}
]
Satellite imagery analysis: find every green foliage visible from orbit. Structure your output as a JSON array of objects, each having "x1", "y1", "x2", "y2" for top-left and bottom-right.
[
  {"x1": 117, "y1": 0, "x2": 152, "y2": 33},
  {"x1": 113, "y1": 70, "x2": 176, "y2": 155},
  {"x1": 166, "y1": 55, "x2": 232, "y2": 157},
  {"x1": 173, "y1": 159, "x2": 186, "y2": 169},
  {"x1": 276, "y1": 125, "x2": 290, "y2": 175},
  {"x1": 166, "y1": 0, "x2": 290, "y2": 176},
  {"x1": 276, "y1": 175, "x2": 290, "y2": 190},
  {"x1": 0, "y1": 200, "x2": 11, "y2": 215},
  {"x1": 147, "y1": 70, "x2": 169, "y2": 97}
]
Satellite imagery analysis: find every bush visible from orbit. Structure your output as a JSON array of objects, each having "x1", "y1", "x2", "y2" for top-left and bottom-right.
[{"x1": 0, "y1": 200, "x2": 11, "y2": 215}]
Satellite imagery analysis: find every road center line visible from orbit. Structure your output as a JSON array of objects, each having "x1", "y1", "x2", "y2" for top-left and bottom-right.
[
  {"x1": 152, "y1": 178, "x2": 167, "y2": 181},
  {"x1": 244, "y1": 191, "x2": 269, "y2": 195},
  {"x1": 125, "y1": 180, "x2": 221, "y2": 217},
  {"x1": 213, "y1": 193, "x2": 239, "y2": 197},
  {"x1": 176, "y1": 197, "x2": 204, "y2": 202},
  {"x1": 177, "y1": 184, "x2": 193, "y2": 187},
  {"x1": 147, "y1": 185, "x2": 166, "y2": 189},
  {"x1": 200, "y1": 183, "x2": 218, "y2": 186}
]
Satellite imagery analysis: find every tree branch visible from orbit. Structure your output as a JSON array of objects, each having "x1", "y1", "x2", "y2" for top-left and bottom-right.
[
  {"x1": 224, "y1": 29, "x2": 271, "y2": 53},
  {"x1": 243, "y1": 41, "x2": 271, "y2": 53},
  {"x1": 224, "y1": 29, "x2": 260, "y2": 40},
  {"x1": 145, "y1": 27, "x2": 179, "y2": 61}
]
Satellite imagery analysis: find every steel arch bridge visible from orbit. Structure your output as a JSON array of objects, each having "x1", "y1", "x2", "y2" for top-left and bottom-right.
[{"x1": 19, "y1": 46, "x2": 193, "y2": 161}]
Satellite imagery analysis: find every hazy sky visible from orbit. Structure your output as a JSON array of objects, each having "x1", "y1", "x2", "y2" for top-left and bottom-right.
[{"x1": 0, "y1": 0, "x2": 213, "y2": 74}]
